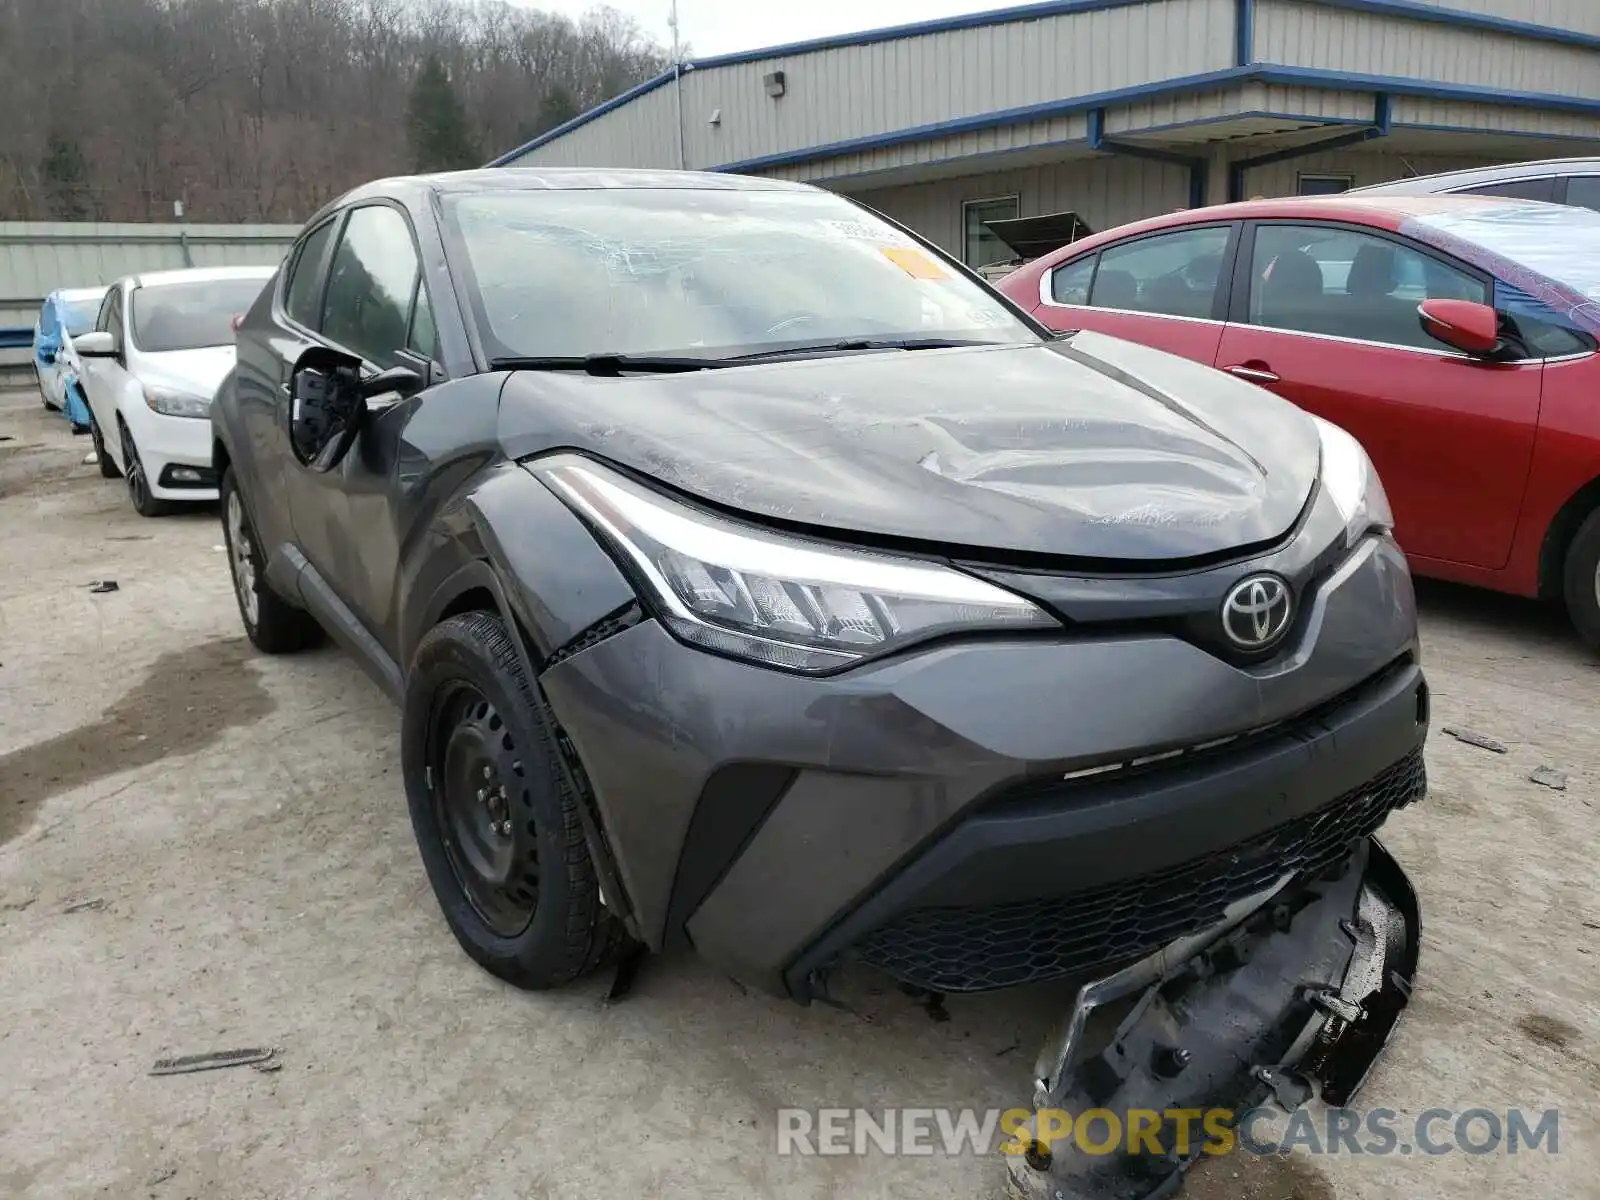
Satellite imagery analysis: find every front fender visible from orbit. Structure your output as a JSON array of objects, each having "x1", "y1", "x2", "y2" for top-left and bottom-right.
[{"x1": 400, "y1": 462, "x2": 638, "y2": 676}]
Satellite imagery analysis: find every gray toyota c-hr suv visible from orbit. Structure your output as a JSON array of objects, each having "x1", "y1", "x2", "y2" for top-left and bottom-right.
[{"x1": 211, "y1": 168, "x2": 1429, "y2": 1196}]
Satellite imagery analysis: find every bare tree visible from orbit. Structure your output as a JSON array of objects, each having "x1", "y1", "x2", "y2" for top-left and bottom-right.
[{"x1": 0, "y1": 0, "x2": 669, "y2": 222}]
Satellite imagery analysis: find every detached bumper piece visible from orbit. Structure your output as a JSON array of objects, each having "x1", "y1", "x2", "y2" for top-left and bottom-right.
[{"x1": 1009, "y1": 837, "x2": 1419, "y2": 1200}]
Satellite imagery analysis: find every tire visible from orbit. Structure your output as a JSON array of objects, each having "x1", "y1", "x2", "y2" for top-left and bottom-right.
[
  {"x1": 220, "y1": 467, "x2": 323, "y2": 654},
  {"x1": 37, "y1": 366, "x2": 56, "y2": 410},
  {"x1": 119, "y1": 421, "x2": 173, "y2": 517},
  {"x1": 402, "y1": 611, "x2": 624, "y2": 990},
  {"x1": 90, "y1": 413, "x2": 119, "y2": 478},
  {"x1": 1561, "y1": 506, "x2": 1600, "y2": 653}
]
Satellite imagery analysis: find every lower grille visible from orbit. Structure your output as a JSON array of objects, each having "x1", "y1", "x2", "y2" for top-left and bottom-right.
[{"x1": 853, "y1": 748, "x2": 1426, "y2": 994}]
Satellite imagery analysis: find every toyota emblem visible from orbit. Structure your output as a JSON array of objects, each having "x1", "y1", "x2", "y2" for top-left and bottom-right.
[{"x1": 1221, "y1": 574, "x2": 1292, "y2": 650}]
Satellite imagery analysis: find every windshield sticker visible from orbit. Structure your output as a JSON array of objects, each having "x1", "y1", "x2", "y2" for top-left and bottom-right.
[{"x1": 880, "y1": 247, "x2": 947, "y2": 279}]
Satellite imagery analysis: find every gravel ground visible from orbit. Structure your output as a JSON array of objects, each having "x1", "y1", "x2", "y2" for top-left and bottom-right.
[{"x1": 1, "y1": 387, "x2": 1595, "y2": 1200}]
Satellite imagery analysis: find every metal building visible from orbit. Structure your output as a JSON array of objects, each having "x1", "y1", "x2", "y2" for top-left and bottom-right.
[{"x1": 490, "y1": 0, "x2": 1600, "y2": 268}]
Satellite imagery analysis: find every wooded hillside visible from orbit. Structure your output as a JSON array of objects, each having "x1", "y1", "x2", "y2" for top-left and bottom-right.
[{"x1": 0, "y1": 0, "x2": 670, "y2": 223}]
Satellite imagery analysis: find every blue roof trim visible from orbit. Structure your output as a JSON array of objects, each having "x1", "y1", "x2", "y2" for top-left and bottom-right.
[
  {"x1": 488, "y1": 0, "x2": 1154, "y2": 166},
  {"x1": 492, "y1": 0, "x2": 1600, "y2": 167},
  {"x1": 1254, "y1": 66, "x2": 1600, "y2": 117},
  {"x1": 713, "y1": 67, "x2": 1252, "y2": 173},
  {"x1": 712, "y1": 66, "x2": 1600, "y2": 174},
  {"x1": 1313, "y1": 0, "x2": 1600, "y2": 52}
]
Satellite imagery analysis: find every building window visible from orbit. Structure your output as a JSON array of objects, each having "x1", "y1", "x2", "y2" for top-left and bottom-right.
[
  {"x1": 962, "y1": 196, "x2": 1020, "y2": 268},
  {"x1": 1297, "y1": 174, "x2": 1353, "y2": 196}
]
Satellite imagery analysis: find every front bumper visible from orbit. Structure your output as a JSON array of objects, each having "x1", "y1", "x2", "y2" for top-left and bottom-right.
[
  {"x1": 125, "y1": 404, "x2": 218, "y2": 501},
  {"x1": 538, "y1": 534, "x2": 1427, "y2": 1000}
]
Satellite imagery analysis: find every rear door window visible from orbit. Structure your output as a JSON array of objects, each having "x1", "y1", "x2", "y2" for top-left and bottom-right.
[
  {"x1": 1455, "y1": 177, "x2": 1558, "y2": 203},
  {"x1": 1563, "y1": 175, "x2": 1600, "y2": 213},
  {"x1": 1088, "y1": 227, "x2": 1230, "y2": 320},
  {"x1": 284, "y1": 218, "x2": 339, "y2": 331},
  {"x1": 1048, "y1": 255, "x2": 1096, "y2": 305}
]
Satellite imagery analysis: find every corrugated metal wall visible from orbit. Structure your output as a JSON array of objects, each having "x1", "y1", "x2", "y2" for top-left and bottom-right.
[
  {"x1": 0, "y1": 222, "x2": 299, "y2": 328},
  {"x1": 516, "y1": 0, "x2": 1234, "y2": 171},
  {"x1": 845, "y1": 157, "x2": 1192, "y2": 257},
  {"x1": 1396, "y1": 0, "x2": 1600, "y2": 37},
  {"x1": 843, "y1": 145, "x2": 1511, "y2": 260},
  {"x1": 1256, "y1": 0, "x2": 1600, "y2": 97},
  {"x1": 1238, "y1": 147, "x2": 1501, "y2": 195}
]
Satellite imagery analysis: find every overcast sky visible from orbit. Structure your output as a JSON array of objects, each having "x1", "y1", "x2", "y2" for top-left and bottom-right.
[{"x1": 522, "y1": 0, "x2": 1009, "y2": 59}]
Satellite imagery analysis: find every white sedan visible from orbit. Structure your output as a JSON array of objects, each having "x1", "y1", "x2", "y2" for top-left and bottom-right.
[{"x1": 74, "y1": 266, "x2": 275, "y2": 515}]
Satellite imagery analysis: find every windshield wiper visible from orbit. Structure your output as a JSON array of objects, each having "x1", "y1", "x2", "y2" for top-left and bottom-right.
[
  {"x1": 489, "y1": 354, "x2": 727, "y2": 376},
  {"x1": 726, "y1": 336, "x2": 1003, "y2": 363}
]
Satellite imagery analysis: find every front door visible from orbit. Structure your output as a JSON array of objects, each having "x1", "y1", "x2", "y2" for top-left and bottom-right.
[
  {"x1": 78, "y1": 287, "x2": 134, "y2": 469},
  {"x1": 1215, "y1": 221, "x2": 1542, "y2": 571},
  {"x1": 235, "y1": 214, "x2": 344, "y2": 567},
  {"x1": 1032, "y1": 223, "x2": 1237, "y2": 367},
  {"x1": 287, "y1": 202, "x2": 440, "y2": 658}
]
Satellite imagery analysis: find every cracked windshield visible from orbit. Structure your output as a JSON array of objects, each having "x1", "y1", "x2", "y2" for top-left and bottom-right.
[{"x1": 445, "y1": 188, "x2": 1038, "y2": 359}]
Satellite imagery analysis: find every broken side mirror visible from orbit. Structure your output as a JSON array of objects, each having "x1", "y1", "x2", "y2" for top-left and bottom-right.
[
  {"x1": 1418, "y1": 298, "x2": 1499, "y2": 357},
  {"x1": 360, "y1": 364, "x2": 425, "y2": 403},
  {"x1": 289, "y1": 346, "x2": 365, "y2": 472}
]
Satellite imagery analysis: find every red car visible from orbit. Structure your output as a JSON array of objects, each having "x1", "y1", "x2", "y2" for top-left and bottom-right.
[{"x1": 998, "y1": 194, "x2": 1600, "y2": 648}]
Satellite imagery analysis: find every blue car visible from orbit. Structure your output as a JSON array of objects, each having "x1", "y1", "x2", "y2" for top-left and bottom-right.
[{"x1": 33, "y1": 285, "x2": 109, "y2": 432}]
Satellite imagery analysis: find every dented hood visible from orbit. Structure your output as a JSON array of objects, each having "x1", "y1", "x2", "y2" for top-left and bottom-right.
[{"x1": 497, "y1": 330, "x2": 1321, "y2": 564}]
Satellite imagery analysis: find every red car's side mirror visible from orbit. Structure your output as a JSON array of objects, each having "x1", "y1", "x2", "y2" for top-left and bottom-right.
[{"x1": 1418, "y1": 299, "x2": 1499, "y2": 356}]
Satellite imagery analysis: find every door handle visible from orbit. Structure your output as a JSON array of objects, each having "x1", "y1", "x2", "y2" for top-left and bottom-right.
[{"x1": 1224, "y1": 364, "x2": 1280, "y2": 384}]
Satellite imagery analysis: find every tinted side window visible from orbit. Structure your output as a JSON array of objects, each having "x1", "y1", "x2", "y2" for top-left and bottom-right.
[
  {"x1": 1089, "y1": 227, "x2": 1230, "y2": 319},
  {"x1": 1247, "y1": 224, "x2": 1486, "y2": 351},
  {"x1": 285, "y1": 219, "x2": 338, "y2": 330},
  {"x1": 1049, "y1": 256, "x2": 1096, "y2": 305},
  {"x1": 321, "y1": 206, "x2": 420, "y2": 369},
  {"x1": 1564, "y1": 176, "x2": 1600, "y2": 213},
  {"x1": 1455, "y1": 177, "x2": 1557, "y2": 203},
  {"x1": 99, "y1": 288, "x2": 124, "y2": 350},
  {"x1": 408, "y1": 282, "x2": 438, "y2": 361}
]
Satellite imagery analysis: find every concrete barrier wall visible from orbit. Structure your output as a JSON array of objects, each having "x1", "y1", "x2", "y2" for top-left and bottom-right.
[{"x1": 0, "y1": 221, "x2": 302, "y2": 379}]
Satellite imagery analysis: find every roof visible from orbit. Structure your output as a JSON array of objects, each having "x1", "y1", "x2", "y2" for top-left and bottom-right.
[
  {"x1": 1039, "y1": 192, "x2": 1576, "y2": 257},
  {"x1": 49, "y1": 285, "x2": 109, "y2": 303},
  {"x1": 127, "y1": 265, "x2": 279, "y2": 289},
  {"x1": 1351, "y1": 157, "x2": 1600, "y2": 195},
  {"x1": 382, "y1": 167, "x2": 809, "y2": 196}
]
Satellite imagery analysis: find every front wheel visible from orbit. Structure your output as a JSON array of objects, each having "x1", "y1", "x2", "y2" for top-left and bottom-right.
[
  {"x1": 120, "y1": 422, "x2": 172, "y2": 517},
  {"x1": 1562, "y1": 507, "x2": 1600, "y2": 653},
  {"x1": 402, "y1": 612, "x2": 623, "y2": 990}
]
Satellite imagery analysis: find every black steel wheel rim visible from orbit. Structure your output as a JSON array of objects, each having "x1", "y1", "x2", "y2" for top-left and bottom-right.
[{"x1": 428, "y1": 681, "x2": 540, "y2": 937}]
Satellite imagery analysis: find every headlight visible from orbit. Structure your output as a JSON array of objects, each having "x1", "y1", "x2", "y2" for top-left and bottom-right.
[
  {"x1": 1312, "y1": 415, "x2": 1393, "y2": 548},
  {"x1": 144, "y1": 386, "x2": 211, "y2": 418},
  {"x1": 531, "y1": 455, "x2": 1059, "y2": 673}
]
